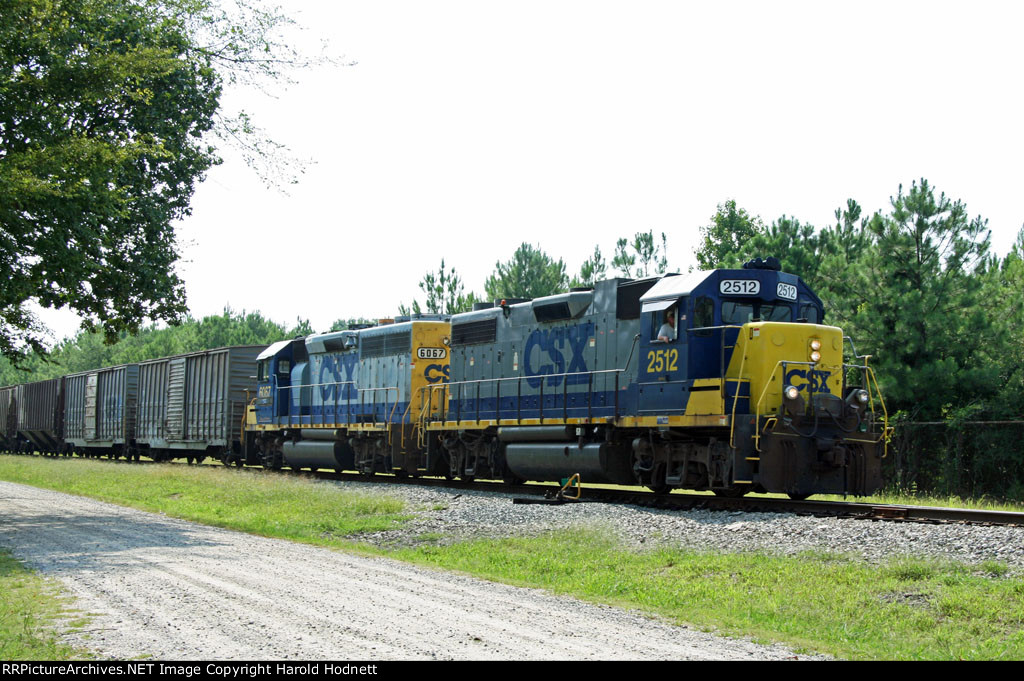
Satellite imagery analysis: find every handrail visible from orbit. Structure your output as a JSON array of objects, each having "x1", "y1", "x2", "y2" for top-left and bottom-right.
[
  {"x1": 270, "y1": 382, "x2": 400, "y2": 429},
  {"x1": 416, "y1": 365, "x2": 632, "y2": 428},
  {"x1": 861, "y1": 364, "x2": 891, "y2": 458},
  {"x1": 750, "y1": 360, "x2": 890, "y2": 453},
  {"x1": 728, "y1": 350, "x2": 748, "y2": 449}
]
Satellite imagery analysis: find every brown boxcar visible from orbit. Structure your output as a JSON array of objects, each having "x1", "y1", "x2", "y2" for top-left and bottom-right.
[
  {"x1": 15, "y1": 378, "x2": 64, "y2": 453},
  {"x1": 136, "y1": 346, "x2": 262, "y2": 464}
]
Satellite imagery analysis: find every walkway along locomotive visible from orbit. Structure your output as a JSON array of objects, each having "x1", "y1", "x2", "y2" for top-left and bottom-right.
[{"x1": 247, "y1": 261, "x2": 889, "y2": 499}]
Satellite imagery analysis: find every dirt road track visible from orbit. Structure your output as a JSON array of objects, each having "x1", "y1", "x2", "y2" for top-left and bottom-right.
[{"x1": 0, "y1": 481, "x2": 815, "y2": 660}]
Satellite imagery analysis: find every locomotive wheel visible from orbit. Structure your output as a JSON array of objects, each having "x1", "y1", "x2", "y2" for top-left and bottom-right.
[
  {"x1": 787, "y1": 492, "x2": 812, "y2": 501},
  {"x1": 647, "y1": 484, "x2": 671, "y2": 495}
]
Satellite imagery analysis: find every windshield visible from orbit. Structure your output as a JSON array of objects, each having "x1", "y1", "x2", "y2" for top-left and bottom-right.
[{"x1": 721, "y1": 301, "x2": 792, "y2": 324}]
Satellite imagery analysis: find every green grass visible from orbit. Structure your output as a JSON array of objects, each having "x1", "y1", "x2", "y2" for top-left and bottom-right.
[
  {"x1": 1, "y1": 454, "x2": 1022, "y2": 660},
  {"x1": 0, "y1": 455, "x2": 410, "y2": 546},
  {"x1": 820, "y1": 489, "x2": 1024, "y2": 513},
  {"x1": 0, "y1": 549, "x2": 86, "y2": 660},
  {"x1": 385, "y1": 534, "x2": 1024, "y2": 660}
]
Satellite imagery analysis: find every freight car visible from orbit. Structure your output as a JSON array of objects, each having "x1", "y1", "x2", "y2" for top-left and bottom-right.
[
  {"x1": 63, "y1": 364, "x2": 139, "y2": 459},
  {"x1": 0, "y1": 385, "x2": 17, "y2": 451},
  {"x1": 0, "y1": 346, "x2": 261, "y2": 465},
  {"x1": 13, "y1": 378, "x2": 64, "y2": 454},
  {"x1": 135, "y1": 346, "x2": 262, "y2": 464}
]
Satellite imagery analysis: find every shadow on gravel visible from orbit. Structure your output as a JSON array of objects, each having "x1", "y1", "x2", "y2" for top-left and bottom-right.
[{"x1": 0, "y1": 510, "x2": 231, "y2": 573}]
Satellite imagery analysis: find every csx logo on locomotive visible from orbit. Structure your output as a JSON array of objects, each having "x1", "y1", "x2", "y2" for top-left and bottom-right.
[
  {"x1": 784, "y1": 367, "x2": 833, "y2": 394},
  {"x1": 317, "y1": 353, "x2": 358, "y2": 400},
  {"x1": 424, "y1": 364, "x2": 450, "y2": 384},
  {"x1": 524, "y1": 322, "x2": 594, "y2": 388}
]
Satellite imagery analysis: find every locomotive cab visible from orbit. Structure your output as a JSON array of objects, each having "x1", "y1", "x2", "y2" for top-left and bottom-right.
[
  {"x1": 255, "y1": 338, "x2": 307, "y2": 424},
  {"x1": 637, "y1": 262, "x2": 825, "y2": 417}
]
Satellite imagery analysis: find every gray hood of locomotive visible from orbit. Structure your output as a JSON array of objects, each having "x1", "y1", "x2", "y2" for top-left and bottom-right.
[{"x1": 448, "y1": 278, "x2": 656, "y2": 485}]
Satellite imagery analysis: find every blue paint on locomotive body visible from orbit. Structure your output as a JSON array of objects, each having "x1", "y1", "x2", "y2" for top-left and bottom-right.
[
  {"x1": 256, "y1": 320, "x2": 449, "y2": 429},
  {"x1": 445, "y1": 267, "x2": 824, "y2": 421}
]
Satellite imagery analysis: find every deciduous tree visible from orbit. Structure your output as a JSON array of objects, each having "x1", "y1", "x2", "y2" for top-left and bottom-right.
[{"x1": 0, "y1": 0, "x2": 314, "y2": 363}]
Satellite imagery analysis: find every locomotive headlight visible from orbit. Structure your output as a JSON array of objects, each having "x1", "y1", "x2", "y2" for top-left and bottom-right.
[
  {"x1": 845, "y1": 388, "x2": 870, "y2": 412},
  {"x1": 782, "y1": 384, "x2": 805, "y2": 417},
  {"x1": 809, "y1": 350, "x2": 822, "y2": 363},
  {"x1": 809, "y1": 339, "x2": 822, "y2": 351}
]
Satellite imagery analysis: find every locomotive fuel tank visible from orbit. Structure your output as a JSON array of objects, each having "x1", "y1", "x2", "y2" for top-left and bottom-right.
[{"x1": 504, "y1": 441, "x2": 634, "y2": 485}]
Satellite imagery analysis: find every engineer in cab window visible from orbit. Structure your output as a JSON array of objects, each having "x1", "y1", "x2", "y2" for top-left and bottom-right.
[{"x1": 657, "y1": 307, "x2": 676, "y2": 342}]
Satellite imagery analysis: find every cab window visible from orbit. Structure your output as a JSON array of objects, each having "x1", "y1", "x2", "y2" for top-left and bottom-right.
[
  {"x1": 694, "y1": 297, "x2": 714, "y2": 328},
  {"x1": 257, "y1": 361, "x2": 267, "y2": 381},
  {"x1": 653, "y1": 309, "x2": 677, "y2": 342},
  {"x1": 721, "y1": 301, "x2": 754, "y2": 325},
  {"x1": 693, "y1": 296, "x2": 715, "y2": 337},
  {"x1": 799, "y1": 302, "x2": 821, "y2": 323},
  {"x1": 278, "y1": 359, "x2": 291, "y2": 375},
  {"x1": 760, "y1": 304, "x2": 792, "y2": 322}
]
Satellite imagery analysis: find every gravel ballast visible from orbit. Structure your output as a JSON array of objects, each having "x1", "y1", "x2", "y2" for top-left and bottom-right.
[
  {"x1": 1, "y1": 478, "x2": 1022, "y2": 660},
  {"x1": 353, "y1": 482, "x2": 1024, "y2": 570}
]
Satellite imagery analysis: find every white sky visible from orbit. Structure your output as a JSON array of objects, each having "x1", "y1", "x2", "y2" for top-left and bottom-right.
[{"x1": 41, "y1": 0, "x2": 1024, "y2": 341}]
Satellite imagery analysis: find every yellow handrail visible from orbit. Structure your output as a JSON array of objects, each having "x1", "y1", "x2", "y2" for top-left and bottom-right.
[
  {"x1": 750, "y1": 360, "x2": 890, "y2": 454},
  {"x1": 728, "y1": 350, "x2": 748, "y2": 449},
  {"x1": 752, "y1": 360, "x2": 786, "y2": 452}
]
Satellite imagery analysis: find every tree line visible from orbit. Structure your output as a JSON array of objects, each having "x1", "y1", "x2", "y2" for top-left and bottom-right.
[{"x1": 403, "y1": 179, "x2": 1024, "y2": 499}]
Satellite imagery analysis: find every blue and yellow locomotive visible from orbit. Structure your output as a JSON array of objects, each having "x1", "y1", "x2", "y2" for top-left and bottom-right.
[
  {"x1": 248, "y1": 318, "x2": 451, "y2": 476},
  {"x1": 246, "y1": 260, "x2": 887, "y2": 498},
  {"x1": 419, "y1": 259, "x2": 887, "y2": 498}
]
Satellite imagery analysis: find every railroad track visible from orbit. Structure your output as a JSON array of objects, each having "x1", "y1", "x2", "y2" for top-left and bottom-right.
[
  {"x1": 11, "y1": 452, "x2": 1024, "y2": 527},
  {"x1": 317, "y1": 470, "x2": 1024, "y2": 527}
]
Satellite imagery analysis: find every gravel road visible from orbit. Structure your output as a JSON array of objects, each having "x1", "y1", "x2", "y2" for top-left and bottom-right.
[{"x1": 0, "y1": 481, "x2": 818, "y2": 661}]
